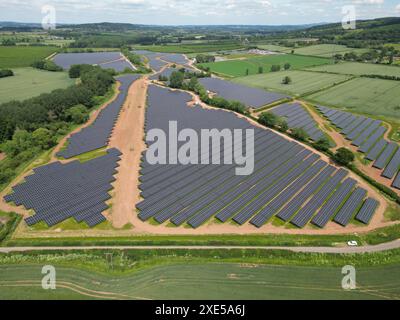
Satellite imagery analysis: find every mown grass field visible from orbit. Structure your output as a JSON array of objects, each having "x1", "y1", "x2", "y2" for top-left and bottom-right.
[
  {"x1": 257, "y1": 44, "x2": 293, "y2": 53},
  {"x1": 307, "y1": 61, "x2": 400, "y2": 77},
  {"x1": 0, "y1": 46, "x2": 58, "y2": 68},
  {"x1": 0, "y1": 68, "x2": 74, "y2": 104},
  {"x1": 198, "y1": 54, "x2": 331, "y2": 77},
  {"x1": 291, "y1": 44, "x2": 369, "y2": 58},
  {"x1": 306, "y1": 77, "x2": 400, "y2": 118},
  {"x1": 1, "y1": 260, "x2": 400, "y2": 300},
  {"x1": 232, "y1": 70, "x2": 352, "y2": 96}
]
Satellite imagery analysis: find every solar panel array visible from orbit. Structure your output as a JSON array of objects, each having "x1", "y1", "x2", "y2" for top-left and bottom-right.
[
  {"x1": 270, "y1": 103, "x2": 325, "y2": 141},
  {"x1": 4, "y1": 148, "x2": 121, "y2": 227},
  {"x1": 318, "y1": 106, "x2": 400, "y2": 190},
  {"x1": 199, "y1": 77, "x2": 289, "y2": 109},
  {"x1": 53, "y1": 52, "x2": 134, "y2": 72},
  {"x1": 57, "y1": 74, "x2": 140, "y2": 159},
  {"x1": 136, "y1": 85, "x2": 379, "y2": 229}
]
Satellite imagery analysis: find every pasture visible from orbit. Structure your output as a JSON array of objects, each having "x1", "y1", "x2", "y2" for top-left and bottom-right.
[
  {"x1": 306, "y1": 77, "x2": 400, "y2": 119},
  {"x1": 0, "y1": 46, "x2": 58, "y2": 68},
  {"x1": 307, "y1": 62, "x2": 400, "y2": 77},
  {"x1": 0, "y1": 68, "x2": 74, "y2": 104},
  {"x1": 257, "y1": 44, "x2": 293, "y2": 53},
  {"x1": 233, "y1": 70, "x2": 352, "y2": 96},
  {"x1": 198, "y1": 54, "x2": 332, "y2": 77},
  {"x1": 1, "y1": 263, "x2": 400, "y2": 300},
  {"x1": 133, "y1": 43, "x2": 244, "y2": 54},
  {"x1": 292, "y1": 44, "x2": 369, "y2": 58}
]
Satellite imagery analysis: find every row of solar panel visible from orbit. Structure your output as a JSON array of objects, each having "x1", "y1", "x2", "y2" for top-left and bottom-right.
[
  {"x1": 57, "y1": 74, "x2": 140, "y2": 159},
  {"x1": 136, "y1": 85, "x2": 379, "y2": 229},
  {"x1": 270, "y1": 102, "x2": 325, "y2": 141},
  {"x1": 4, "y1": 148, "x2": 122, "y2": 227},
  {"x1": 318, "y1": 106, "x2": 400, "y2": 190}
]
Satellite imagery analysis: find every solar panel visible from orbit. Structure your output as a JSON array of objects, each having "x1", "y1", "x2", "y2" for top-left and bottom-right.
[
  {"x1": 333, "y1": 188, "x2": 367, "y2": 226},
  {"x1": 382, "y1": 148, "x2": 400, "y2": 179},
  {"x1": 355, "y1": 198, "x2": 379, "y2": 224},
  {"x1": 373, "y1": 142, "x2": 398, "y2": 170}
]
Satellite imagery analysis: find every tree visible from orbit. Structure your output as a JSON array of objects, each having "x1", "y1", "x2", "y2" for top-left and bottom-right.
[
  {"x1": 258, "y1": 112, "x2": 280, "y2": 128},
  {"x1": 187, "y1": 77, "x2": 199, "y2": 91},
  {"x1": 245, "y1": 68, "x2": 249, "y2": 76},
  {"x1": 32, "y1": 128, "x2": 55, "y2": 150},
  {"x1": 334, "y1": 147, "x2": 355, "y2": 166},
  {"x1": 0, "y1": 69, "x2": 13, "y2": 78},
  {"x1": 258, "y1": 66, "x2": 264, "y2": 74},
  {"x1": 279, "y1": 120, "x2": 289, "y2": 132},
  {"x1": 313, "y1": 137, "x2": 331, "y2": 152},
  {"x1": 284, "y1": 63, "x2": 291, "y2": 70},
  {"x1": 65, "y1": 105, "x2": 89, "y2": 124},
  {"x1": 291, "y1": 127, "x2": 309, "y2": 141},
  {"x1": 270, "y1": 65, "x2": 281, "y2": 72},
  {"x1": 169, "y1": 71, "x2": 185, "y2": 89},
  {"x1": 282, "y1": 76, "x2": 292, "y2": 85}
]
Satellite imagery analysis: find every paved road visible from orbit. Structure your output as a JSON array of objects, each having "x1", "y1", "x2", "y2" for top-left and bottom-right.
[{"x1": 1, "y1": 239, "x2": 400, "y2": 254}]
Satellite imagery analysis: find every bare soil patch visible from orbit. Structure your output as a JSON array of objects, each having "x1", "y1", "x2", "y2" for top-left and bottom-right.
[
  {"x1": 107, "y1": 77, "x2": 148, "y2": 228},
  {"x1": 0, "y1": 153, "x2": 5, "y2": 161}
]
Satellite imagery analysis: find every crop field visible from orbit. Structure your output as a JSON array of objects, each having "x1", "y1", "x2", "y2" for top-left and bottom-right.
[
  {"x1": 307, "y1": 62, "x2": 400, "y2": 77},
  {"x1": 292, "y1": 44, "x2": 369, "y2": 58},
  {"x1": 1, "y1": 263, "x2": 400, "y2": 300},
  {"x1": 306, "y1": 77, "x2": 400, "y2": 119},
  {"x1": 0, "y1": 68, "x2": 74, "y2": 104},
  {"x1": 133, "y1": 43, "x2": 245, "y2": 54},
  {"x1": 233, "y1": 70, "x2": 352, "y2": 96},
  {"x1": 0, "y1": 46, "x2": 58, "y2": 68},
  {"x1": 198, "y1": 54, "x2": 331, "y2": 77}
]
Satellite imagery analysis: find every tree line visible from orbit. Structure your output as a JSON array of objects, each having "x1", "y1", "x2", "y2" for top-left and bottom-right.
[{"x1": 0, "y1": 65, "x2": 115, "y2": 185}]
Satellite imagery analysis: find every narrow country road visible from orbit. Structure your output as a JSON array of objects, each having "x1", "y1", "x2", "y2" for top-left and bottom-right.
[{"x1": 1, "y1": 239, "x2": 400, "y2": 254}]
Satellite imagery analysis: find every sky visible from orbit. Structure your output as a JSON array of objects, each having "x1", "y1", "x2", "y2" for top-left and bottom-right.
[{"x1": 0, "y1": 0, "x2": 399, "y2": 25}]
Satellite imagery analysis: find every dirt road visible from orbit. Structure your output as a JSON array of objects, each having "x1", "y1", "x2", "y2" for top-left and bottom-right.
[
  {"x1": 108, "y1": 77, "x2": 148, "y2": 228},
  {"x1": 1, "y1": 239, "x2": 400, "y2": 254}
]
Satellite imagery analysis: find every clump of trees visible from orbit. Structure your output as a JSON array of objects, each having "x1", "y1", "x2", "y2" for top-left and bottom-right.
[
  {"x1": 0, "y1": 70, "x2": 13, "y2": 78},
  {"x1": 195, "y1": 54, "x2": 215, "y2": 63},
  {"x1": 258, "y1": 112, "x2": 288, "y2": 132},
  {"x1": 31, "y1": 60, "x2": 63, "y2": 72},
  {"x1": 334, "y1": 147, "x2": 355, "y2": 166},
  {"x1": 290, "y1": 127, "x2": 309, "y2": 142},
  {"x1": 282, "y1": 76, "x2": 292, "y2": 85},
  {"x1": 270, "y1": 65, "x2": 281, "y2": 72}
]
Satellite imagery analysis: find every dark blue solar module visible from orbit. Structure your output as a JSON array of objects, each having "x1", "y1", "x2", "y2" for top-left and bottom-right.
[
  {"x1": 355, "y1": 198, "x2": 379, "y2": 225},
  {"x1": 53, "y1": 52, "x2": 130, "y2": 72},
  {"x1": 373, "y1": 142, "x2": 398, "y2": 170},
  {"x1": 136, "y1": 85, "x2": 379, "y2": 229},
  {"x1": 270, "y1": 103, "x2": 325, "y2": 141},
  {"x1": 393, "y1": 172, "x2": 400, "y2": 190},
  {"x1": 57, "y1": 74, "x2": 140, "y2": 159},
  {"x1": 333, "y1": 187, "x2": 367, "y2": 226},
  {"x1": 199, "y1": 77, "x2": 289, "y2": 109},
  {"x1": 4, "y1": 148, "x2": 121, "y2": 227}
]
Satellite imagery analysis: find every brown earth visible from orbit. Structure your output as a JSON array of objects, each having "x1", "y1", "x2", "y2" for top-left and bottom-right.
[
  {"x1": 0, "y1": 153, "x2": 5, "y2": 161},
  {"x1": 107, "y1": 76, "x2": 148, "y2": 228}
]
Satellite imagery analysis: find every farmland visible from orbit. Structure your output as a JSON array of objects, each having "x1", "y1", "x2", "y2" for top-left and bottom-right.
[
  {"x1": 307, "y1": 62, "x2": 400, "y2": 77},
  {"x1": 0, "y1": 46, "x2": 58, "y2": 68},
  {"x1": 198, "y1": 54, "x2": 332, "y2": 77},
  {"x1": 2, "y1": 248, "x2": 400, "y2": 300},
  {"x1": 0, "y1": 68, "x2": 74, "y2": 104},
  {"x1": 133, "y1": 42, "x2": 245, "y2": 54},
  {"x1": 306, "y1": 77, "x2": 400, "y2": 119},
  {"x1": 291, "y1": 44, "x2": 369, "y2": 57},
  {"x1": 233, "y1": 70, "x2": 352, "y2": 96}
]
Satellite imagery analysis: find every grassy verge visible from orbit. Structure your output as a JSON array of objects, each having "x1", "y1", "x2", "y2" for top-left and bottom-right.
[
  {"x1": 0, "y1": 211, "x2": 21, "y2": 244},
  {"x1": 3, "y1": 217, "x2": 400, "y2": 247}
]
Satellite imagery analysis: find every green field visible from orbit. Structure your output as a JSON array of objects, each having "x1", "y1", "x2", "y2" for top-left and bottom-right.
[
  {"x1": 292, "y1": 44, "x2": 369, "y2": 58},
  {"x1": 0, "y1": 68, "x2": 74, "y2": 104},
  {"x1": 133, "y1": 43, "x2": 245, "y2": 54},
  {"x1": 307, "y1": 61, "x2": 400, "y2": 77},
  {"x1": 233, "y1": 70, "x2": 352, "y2": 96},
  {"x1": 199, "y1": 54, "x2": 331, "y2": 77},
  {"x1": 1, "y1": 262, "x2": 400, "y2": 300},
  {"x1": 307, "y1": 77, "x2": 400, "y2": 118},
  {"x1": 0, "y1": 46, "x2": 58, "y2": 68},
  {"x1": 257, "y1": 44, "x2": 293, "y2": 53}
]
